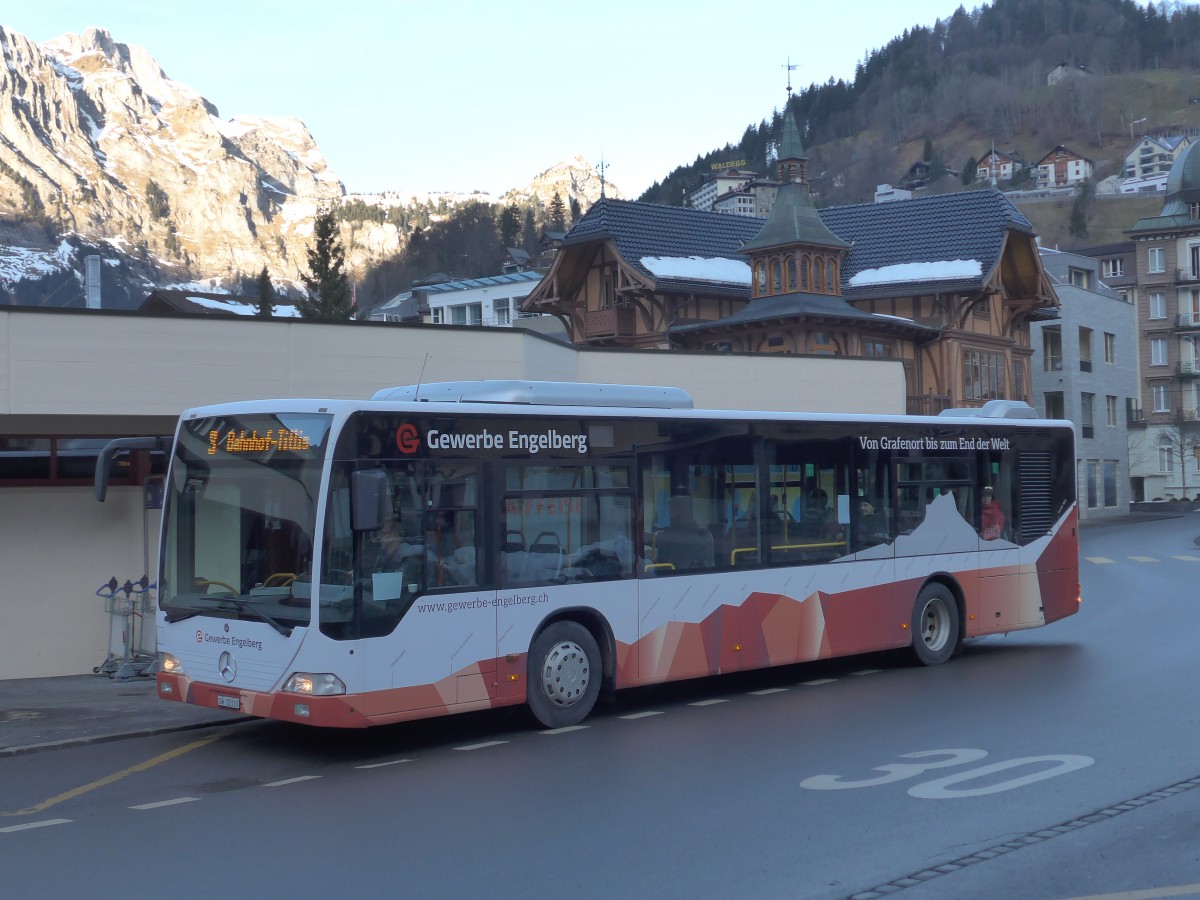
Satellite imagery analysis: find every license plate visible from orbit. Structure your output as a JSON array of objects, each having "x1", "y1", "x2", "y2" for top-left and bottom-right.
[{"x1": 217, "y1": 694, "x2": 241, "y2": 710}]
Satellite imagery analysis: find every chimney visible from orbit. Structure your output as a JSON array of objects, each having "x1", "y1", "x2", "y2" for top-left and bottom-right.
[{"x1": 85, "y1": 255, "x2": 102, "y2": 309}]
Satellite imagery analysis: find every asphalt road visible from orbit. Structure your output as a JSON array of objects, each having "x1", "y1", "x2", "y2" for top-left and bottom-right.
[{"x1": 3, "y1": 514, "x2": 1199, "y2": 899}]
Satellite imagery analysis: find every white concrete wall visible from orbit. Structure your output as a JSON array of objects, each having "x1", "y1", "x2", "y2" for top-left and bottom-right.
[{"x1": 0, "y1": 308, "x2": 905, "y2": 678}]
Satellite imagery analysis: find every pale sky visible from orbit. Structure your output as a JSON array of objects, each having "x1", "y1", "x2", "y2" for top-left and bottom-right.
[{"x1": 5, "y1": 1, "x2": 996, "y2": 198}]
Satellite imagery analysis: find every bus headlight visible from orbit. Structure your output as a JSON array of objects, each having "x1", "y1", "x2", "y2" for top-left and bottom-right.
[
  {"x1": 160, "y1": 652, "x2": 185, "y2": 675},
  {"x1": 283, "y1": 672, "x2": 346, "y2": 696}
]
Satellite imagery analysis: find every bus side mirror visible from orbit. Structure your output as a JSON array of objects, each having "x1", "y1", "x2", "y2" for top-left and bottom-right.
[{"x1": 351, "y1": 469, "x2": 389, "y2": 531}]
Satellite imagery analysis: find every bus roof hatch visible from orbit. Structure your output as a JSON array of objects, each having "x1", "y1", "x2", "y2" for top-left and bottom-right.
[
  {"x1": 938, "y1": 400, "x2": 1037, "y2": 419},
  {"x1": 370, "y1": 380, "x2": 695, "y2": 409}
]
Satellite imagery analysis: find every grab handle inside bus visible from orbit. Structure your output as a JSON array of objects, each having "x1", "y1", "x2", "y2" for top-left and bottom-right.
[
  {"x1": 94, "y1": 437, "x2": 167, "y2": 502},
  {"x1": 352, "y1": 468, "x2": 389, "y2": 531}
]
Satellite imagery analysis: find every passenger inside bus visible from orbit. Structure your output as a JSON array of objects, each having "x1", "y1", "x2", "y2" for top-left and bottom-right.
[{"x1": 980, "y1": 485, "x2": 1007, "y2": 540}]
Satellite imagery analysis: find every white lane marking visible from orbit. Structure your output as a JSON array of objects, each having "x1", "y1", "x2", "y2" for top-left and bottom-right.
[
  {"x1": 851, "y1": 670, "x2": 882, "y2": 676},
  {"x1": 907, "y1": 755, "x2": 1094, "y2": 799},
  {"x1": 355, "y1": 759, "x2": 413, "y2": 769},
  {"x1": 749, "y1": 687, "x2": 789, "y2": 695},
  {"x1": 1064, "y1": 884, "x2": 1200, "y2": 900},
  {"x1": 1130, "y1": 556, "x2": 1158, "y2": 563},
  {"x1": 453, "y1": 740, "x2": 509, "y2": 751},
  {"x1": 541, "y1": 725, "x2": 589, "y2": 735},
  {"x1": 1086, "y1": 556, "x2": 1115, "y2": 564},
  {"x1": 619, "y1": 711, "x2": 664, "y2": 720},
  {"x1": 801, "y1": 678, "x2": 837, "y2": 686},
  {"x1": 130, "y1": 797, "x2": 199, "y2": 810},
  {"x1": 1171, "y1": 556, "x2": 1200, "y2": 562},
  {"x1": 263, "y1": 775, "x2": 322, "y2": 787},
  {"x1": 689, "y1": 699, "x2": 729, "y2": 706},
  {"x1": 0, "y1": 819, "x2": 72, "y2": 832}
]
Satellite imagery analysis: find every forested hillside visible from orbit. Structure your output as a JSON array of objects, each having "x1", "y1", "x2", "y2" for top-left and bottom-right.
[{"x1": 638, "y1": 0, "x2": 1200, "y2": 208}]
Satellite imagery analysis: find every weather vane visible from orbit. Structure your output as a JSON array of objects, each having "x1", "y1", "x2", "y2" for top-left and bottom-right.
[
  {"x1": 783, "y1": 57, "x2": 798, "y2": 97},
  {"x1": 597, "y1": 156, "x2": 609, "y2": 199}
]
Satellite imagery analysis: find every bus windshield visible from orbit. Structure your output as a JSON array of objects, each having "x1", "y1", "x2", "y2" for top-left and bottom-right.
[{"x1": 159, "y1": 412, "x2": 333, "y2": 632}]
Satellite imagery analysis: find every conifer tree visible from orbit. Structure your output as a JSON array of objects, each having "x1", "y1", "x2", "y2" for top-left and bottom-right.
[
  {"x1": 297, "y1": 207, "x2": 352, "y2": 320},
  {"x1": 568, "y1": 196, "x2": 582, "y2": 224},
  {"x1": 547, "y1": 192, "x2": 566, "y2": 232},
  {"x1": 498, "y1": 204, "x2": 521, "y2": 248},
  {"x1": 255, "y1": 265, "x2": 276, "y2": 318}
]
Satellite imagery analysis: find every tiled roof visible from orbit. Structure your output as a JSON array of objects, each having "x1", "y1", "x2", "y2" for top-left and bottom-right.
[
  {"x1": 819, "y1": 189, "x2": 1034, "y2": 299},
  {"x1": 565, "y1": 190, "x2": 1034, "y2": 300},
  {"x1": 565, "y1": 199, "x2": 762, "y2": 286}
]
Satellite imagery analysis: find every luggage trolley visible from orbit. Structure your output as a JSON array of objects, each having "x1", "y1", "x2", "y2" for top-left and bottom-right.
[{"x1": 94, "y1": 576, "x2": 157, "y2": 681}]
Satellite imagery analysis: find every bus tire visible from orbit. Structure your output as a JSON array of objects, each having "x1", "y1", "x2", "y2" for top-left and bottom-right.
[
  {"x1": 527, "y1": 621, "x2": 601, "y2": 728},
  {"x1": 911, "y1": 583, "x2": 959, "y2": 666}
]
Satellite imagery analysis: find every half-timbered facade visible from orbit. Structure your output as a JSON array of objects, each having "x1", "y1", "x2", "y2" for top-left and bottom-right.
[{"x1": 523, "y1": 108, "x2": 1057, "y2": 414}]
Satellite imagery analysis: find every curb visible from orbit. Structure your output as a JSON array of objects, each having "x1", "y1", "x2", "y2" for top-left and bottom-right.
[{"x1": 0, "y1": 715, "x2": 253, "y2": 758}]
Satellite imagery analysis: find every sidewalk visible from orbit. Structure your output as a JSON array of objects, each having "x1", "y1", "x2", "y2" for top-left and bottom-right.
[{"x1": 0, "y1": 673, "x2": 246, "y2": 757}]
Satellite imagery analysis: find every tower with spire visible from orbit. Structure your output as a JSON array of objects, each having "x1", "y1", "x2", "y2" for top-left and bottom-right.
[{"x1": 738, "y1": 89, "x2": 849, "y2": 301}]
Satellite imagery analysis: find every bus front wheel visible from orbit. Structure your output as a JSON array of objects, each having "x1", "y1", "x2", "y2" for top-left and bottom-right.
[
  {"x1": 527, "y1": 621, "x2": 601, "y2": 728},
  {"x1": 911, "y1": 583, "x2": 960, "y2": 665}
]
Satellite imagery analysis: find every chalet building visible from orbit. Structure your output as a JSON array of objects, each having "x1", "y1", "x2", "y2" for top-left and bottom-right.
[
  {"x1": 1034, "y1": 145, "x2": 1094, "y2": 189},
  {"x1": 523, "y1": 105, "x2": 1058, "y2": 415},
  {"x1": 1125, "y1": 139, "x2": 1200, "y2": 499},
  {"x1": 975, "y1": 148, "x2": 1022, "y2": 184}
]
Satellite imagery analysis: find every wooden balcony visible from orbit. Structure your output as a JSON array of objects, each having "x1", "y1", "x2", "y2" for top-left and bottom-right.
[{"x1": 582, "y1": 307, "x2": 636, "y2": 340}]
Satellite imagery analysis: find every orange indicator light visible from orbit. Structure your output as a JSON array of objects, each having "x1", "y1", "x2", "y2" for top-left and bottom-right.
[{"x1": 507, "y1": 674, "x2": 520, "y2": 682}]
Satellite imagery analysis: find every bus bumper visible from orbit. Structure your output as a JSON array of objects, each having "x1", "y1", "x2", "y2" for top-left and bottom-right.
[{"x1": 156, "y1": 672, "x2": 373, "y2": 727}]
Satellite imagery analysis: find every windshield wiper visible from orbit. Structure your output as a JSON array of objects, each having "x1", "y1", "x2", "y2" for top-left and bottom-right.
[
  {"x1": 165, "y1": 608, "x2": 201, "y2": 624},
  {"x1": 224, "y1": 598, "x2": 294, "y2": 637}
]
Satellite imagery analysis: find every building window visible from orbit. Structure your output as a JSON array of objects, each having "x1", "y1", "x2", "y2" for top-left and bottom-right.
[
  {"x1": 495, "y1": 298, "x2": 511, "y2": 326},
  {"x1": 1043, "y1": 327, "x2": 1062, "y2": 370},
  {"x1": 963, "y1": 348, "x2": 1005, "y2": 401},
  {"x1": 862, "y1": 340, "x2": 891, "y2": 357},
  {"x1": 1153, "y1": 383, "x2": 1171, "y2": 412},
  {"x1": 771, "y1": 260, "x2": 782, "y2": 293},
  {"x1": 1159, "y1": 437, "x2": 1175, "y2": 473},
  {"x1": 1013, "y1": 359, "x2": 1026, "y2": 402},
  {"x1": 1106, "y1": 395, "x2": 1118, "y2": 427},
  {"x1": 1151, "y1": 337, "x2": 1168, "y2": 366},
  {"x1": 1104, "y1": 332, "x2": 1116, "y2": 364},
  {"x1": 1190, "y1": 202, "x2": 1200, "y2": 220},
  {"x1": 1079, "y1": 327, "x2": 1093, "y2": 371},
  {"x1": 786, "y1": 258, "x2": 796, "y2": 291},
  {"x1": 1044, "y1": 391, "x2": 1064, "y2": 419},
  {"x1": 1102, "y1": 258, "x2": 1124, "y2": 278},
  {"x1": 1081, "y1": 392, "x2": 1095, "y2": 439},
  {"x1": 1085, "y1": 460, "x2": 1100, "y2": 509},
  {"x1": 1103, "y1": 460, "x2": 1118, "y2": 507},
  {"x1": 1069, "y1": 267, "x2": 1090, "y2": 289},
  {"x1": 431, "y1": 307, "x2": 444, "y2": 324},
  {"x1": 1149, "y1": 291, "x2": 1166, "y2": 319},
  {"x1": 1148, "y1": 247, "x2": 1166, "y2": 274},
  {"x1": 809, "y1": 332, "x2": 834, "y2": 355}
]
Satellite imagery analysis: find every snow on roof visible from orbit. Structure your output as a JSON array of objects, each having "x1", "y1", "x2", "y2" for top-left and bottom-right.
[
  {"x1": 640, "y1": 255, "x2": 751, "y2": 285},
  {"x1": 849, "y1": 259, "x2": 982, "y2": 287},
  {"x1": 185, "y1": 295, "x2": 301, "y2": 318}
]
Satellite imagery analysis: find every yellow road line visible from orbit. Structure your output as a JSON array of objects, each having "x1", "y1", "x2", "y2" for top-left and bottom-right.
[{"x1": 1, "y1": 728, "x2": 228, "y2": 817}]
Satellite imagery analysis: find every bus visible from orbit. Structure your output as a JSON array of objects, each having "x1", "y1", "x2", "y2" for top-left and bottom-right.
[{"x1": 122, "y1": 380, "x2": 1079, "y2": 729}]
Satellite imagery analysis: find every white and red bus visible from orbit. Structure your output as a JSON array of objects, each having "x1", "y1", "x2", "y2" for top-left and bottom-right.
[{"x1": 137, "y1": 381, "x2": 1078, "y2": 729}]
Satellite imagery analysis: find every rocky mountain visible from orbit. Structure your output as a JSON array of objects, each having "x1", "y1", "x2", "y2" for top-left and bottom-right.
[
  {"x1": 502, "y1": 154, "x2": 624, "y2": 213},
  {"x1": 0, "y1": 26, "x2": 358, "y2": 304}
]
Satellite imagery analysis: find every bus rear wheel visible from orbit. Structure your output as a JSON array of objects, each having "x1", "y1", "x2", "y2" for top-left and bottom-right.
[
  {"x1": 527, "y1": 621, "x2": 601, "y2": 728},
  {"x1": 911, "y1": 583, "x2": 960, "y2": 666}
]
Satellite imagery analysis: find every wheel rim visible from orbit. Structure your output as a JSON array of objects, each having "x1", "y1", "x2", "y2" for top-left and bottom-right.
[
  {"x1": 540, "y1": 640, "x2": 591, "y2": 708},
  {"x1": 919, "y1": 596, "x2": 951, "y2": 653}
]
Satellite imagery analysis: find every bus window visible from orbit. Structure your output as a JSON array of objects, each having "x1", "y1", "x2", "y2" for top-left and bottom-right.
[
  {"x1": 641, "y1": 438, "x2": 752, "y2": 573},
  {"x1": 761, "y1": 436, "x2": 851, "y2": 566},
  {"x1": 503, "y1": 464, "x2": 633, "y2": 586}
]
